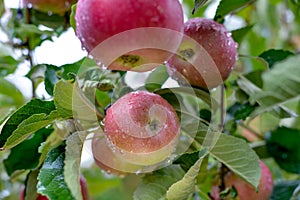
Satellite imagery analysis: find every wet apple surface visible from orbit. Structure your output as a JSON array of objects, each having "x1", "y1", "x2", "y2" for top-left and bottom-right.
[
  {"x1": 166, "y1": 18, "x2": 238, "y2": 89},
  {"x1": 75, "y1": 0, "x2": 184, "y2": 72}
]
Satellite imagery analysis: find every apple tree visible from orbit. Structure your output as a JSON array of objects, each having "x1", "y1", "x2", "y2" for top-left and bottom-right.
[{"x1": 0, "y1": 0, "x2": 300, "y2": 199}]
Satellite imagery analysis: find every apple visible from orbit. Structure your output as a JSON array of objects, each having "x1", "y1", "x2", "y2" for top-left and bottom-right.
[
  {"x1": 75, "y1": 0, "x2": 184, "y2": 72},
  {"x1": 92, "y1": 137, "x2": 143, "y2": 175},
  {"x1": 22, "y1": 0, "x2": 77, "y2": 14},
  {"x1": 20, "y1": 175, "x2": 89, "y2": 200},
  {"x1": 103, "y1": 91, "x2": 180, "y2": 165},
  {"x1": 166, "y1": 18, "x2": 238, "y2": 89},
  {"x1": 224, "y1": 160, "x2": 274, "y2": 200}
]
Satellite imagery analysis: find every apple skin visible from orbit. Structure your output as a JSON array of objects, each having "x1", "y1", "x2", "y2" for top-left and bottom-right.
[
  {"x1": 75, "y1": 0, "x2": 184, "y2": 72},
  {"x1": 224, "y1": 160, "x2": 274, "y2": 200},
  {"x1": 92, "y1": 137, "x2": 143, "y2": 175},
  {"x1": 22, "y1": 0, "x2": 77, "y2": 14},
  {"x1": 166, "y1": 18, "x2": 238, "y2": 89},
  {"x1": 20, "y1": 175, "x2": 89, "y2": 200},
  {"x1": 104, "y1": 91, "x2": 180, "y2": 165}
]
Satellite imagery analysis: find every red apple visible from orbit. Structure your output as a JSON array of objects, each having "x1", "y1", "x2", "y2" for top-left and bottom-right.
[
  {"x1": 75, "y1": 0, "x2": 184, "y2": 72},
  {"x1": 166, "y1": 18, "x2": 238, "y2": 89},
  {"x1": 224, "y1": 160, "x2": 274, "y2": 200},
  {"x1": 22, "y1": 0, "x2": 77, "y2": 14},
  {"x1": 92, "y1": 137, "x2": 143, "y2": 175},
  {"x1": 20, "y1": 175, "x2": 89, "y2": 200},
  {"x1": 104, "y1": 91, "x2": 180, "y2": 165}
]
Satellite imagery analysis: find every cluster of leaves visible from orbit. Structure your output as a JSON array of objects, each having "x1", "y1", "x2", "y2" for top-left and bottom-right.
[{"x1": 0, "y1": 0, "x2": 300, "y2": 199}]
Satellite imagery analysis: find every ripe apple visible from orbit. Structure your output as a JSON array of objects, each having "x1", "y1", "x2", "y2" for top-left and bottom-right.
[
  {"x1": 22, "y1": 0, "x2": 77, "y2": 14},
  {"x1": 20, "y1": 175, "x2": 89, "y2": 200},
  {"x1": 104, "y1": 91, "x2": 180, "y2": 165},
  {"x1": 75, "y1": 0, "x2": 184, "y2": 72},
  {"x1": 224, "y1": 160, "x2": 274, "y2": 200},
  {"x1": 92, "y1": 137, "x2": 143, "y2": 175},
  {"x1": 166, "y1": 18, "x2": 238, "y2": 89}
]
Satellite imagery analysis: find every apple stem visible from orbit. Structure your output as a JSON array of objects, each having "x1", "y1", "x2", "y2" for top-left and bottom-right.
[
  {"x1": 219, "y1": 85, "x2": 225, "y2": 131},
  {"x1": 24, "y1": 6, "x2": 36, "y2": 98}
]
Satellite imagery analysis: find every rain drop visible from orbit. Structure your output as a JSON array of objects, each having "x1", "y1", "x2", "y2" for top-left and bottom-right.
[{"x1": 225, "y1": 32, "x2": 232, "y2": 38}]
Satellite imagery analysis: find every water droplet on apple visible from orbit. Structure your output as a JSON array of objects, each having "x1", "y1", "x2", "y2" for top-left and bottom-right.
[
  {"x1": 225, "y1": 32, "x2": 232, "y2": 38},
  {"x1": 100, "y1": 120, "x2": 105, "y2": 126},
  {"x1": 119, "y1": 149, "x2": 124, "y2": 155},
  {"x1": 47, "y1": 11, "x2": 53, "y2": 16},
  {"x1": 96, "y1": 60, "x2": 108, "y2": 70}
]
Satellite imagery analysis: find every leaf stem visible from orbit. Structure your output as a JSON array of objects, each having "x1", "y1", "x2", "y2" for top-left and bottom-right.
[{"x1": 24, "y1": 6, "x2": 35, "y2": 98}]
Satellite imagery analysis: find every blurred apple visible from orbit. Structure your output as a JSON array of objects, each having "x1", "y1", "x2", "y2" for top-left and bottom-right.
[
  {"x1": 75, "y1": 0, "x2": 184, "y2": 72},
  {"x1": 224, "y1": 160, "x2": 273, "y2": 200},
  {"x1": 166, "y1": 18, "x2": 238, "y2": 89}
]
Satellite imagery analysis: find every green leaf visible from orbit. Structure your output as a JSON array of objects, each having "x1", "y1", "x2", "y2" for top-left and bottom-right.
[
  {"x1": 3, "y1": 111, "x2": 59, "y2": 149},
  {"x1": 3, "y1": 128, "x2": 53, "y2": 176},
  {"x1": 44, "y1": 65, "x2": 60, "y2": 96},
  {"x1": 37, "y1": 144, "x2": 74, "y2": 200},
  {"x1": 195, "y1": 129, "x2": 261, "y2": 188},
  {"x1": 259, "y1": 49, "x2": 294, "y2": 68},
  {"x1": 0, "y1": 55, "x2": 18, "y2": 76},
  {"x1": 227, "y1": 102, "x2": 256, "y2": 120},
  {"x1": 144, "y1": 65, "x2": 169, "y2": 92},
  {"x1": 270, "y1": 180, "x2": 300, "y2": 200},
  {"x1": 192, "y1": 0, "x2": 209, "y2": 14},
  {"x1": 237, "y1": 75, "x2": 296, "y2": 118},
  {"x1": 214, "y1": 0, "x2": 252, "y2": 22},
  {"x1": 134, "y1": 165, "x2": 185, "y2": 200},
  {"x1": 29, "y1": 9, "x2": 66, "y2": 30},
  {"x1": 0, "y1": 0, "x2": 4, "y2": 17},
  {"x1": 231, "y1": 25, "x2": 254, "y2": 44},
  {"x1": 14, "y1": 24, "x2": 53, "y2": 49},
  {"x1": 0, "y1": 77, "x2": 24, "y2": 107},
  {"x1": 266, "y1": 127, "x2": 300, "y2": 174},
  {"x1": 0, "y1": 99, "x2": 56, "y2": 148},
  {"x1": 250, "y1": 55, "x2": 300, "y2": 116},
  {"x1": 166, "y1": 149, "x2": 208, "y2": 200},
  {"x1": 70, "y1": 4, "x2": 77, "y2": 31},
  {"x1": 64, "y1": 131, "x2": 88, "y2": 200},
  {"x1": 60, "y1": 57, "x2": 97, "y2": 80},
  {"x1": 37, "y1": 125, "x2": 68, "y2": 167},
  {"x1": 174, "y1": 151, "x2": 201, "y2": 171},
  {"x1": 53, "y1": 80, "x2": 101, "y2": 120}
]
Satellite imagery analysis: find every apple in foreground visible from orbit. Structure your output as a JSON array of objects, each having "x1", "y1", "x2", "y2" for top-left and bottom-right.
[
  {"x1": 75, "y1": 0, "x2": 184, "y2": 72},
  {"x1": 20, "y1": 175, "x2": 89, "y2": 200},
  {"x1": 166, "y1": 18, "x2": 238, "y2": 89},
  {"x1": 224, "y1": 160, "x2": 274, "y2": 200},
  {"x1": 22, "y1": 0, "x2": 77, "y2": 14},
  {"x1": 103, "y1": 91, "x2": 180, "y2": 165}
]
